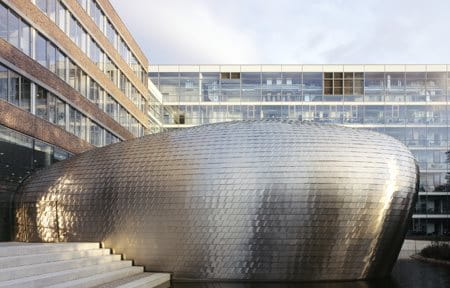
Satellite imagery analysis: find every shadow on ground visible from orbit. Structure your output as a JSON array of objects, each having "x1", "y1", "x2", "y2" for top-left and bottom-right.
[{"x1": 171, "y1": 259, "x2": 450, "y2": 288}]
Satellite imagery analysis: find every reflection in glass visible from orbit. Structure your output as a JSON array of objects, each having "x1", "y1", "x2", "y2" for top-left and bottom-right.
[
  {"x1": 221, "y1": 73, "x2": 241, "y2": 102},
  {"x1": 303, "y1": 73, "x2": 322, "y2": 102},
  {"x1": 179, "y1": 73, "x2": 199, "y2": 102}
]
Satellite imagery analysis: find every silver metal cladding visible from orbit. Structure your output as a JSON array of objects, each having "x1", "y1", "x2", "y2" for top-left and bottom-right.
[{"x1": 14, "y1": 121, "x2": 418, "y2": 281}]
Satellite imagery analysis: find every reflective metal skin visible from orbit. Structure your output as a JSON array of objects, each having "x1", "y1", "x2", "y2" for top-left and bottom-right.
[{"x1": 14, "y1": 121, "x2": 418, "y2": 281}]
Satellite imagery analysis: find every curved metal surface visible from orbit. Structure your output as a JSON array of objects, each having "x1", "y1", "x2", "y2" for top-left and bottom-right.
[{"x1": 14, "y1": 121, "x2": 418, "y2": 281}]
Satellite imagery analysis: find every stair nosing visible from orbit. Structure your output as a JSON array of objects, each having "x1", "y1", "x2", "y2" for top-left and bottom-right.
[
  {"x1": 0, "y1": 260, "x2": 133, "y2": 286},
  {"x1": 46, "y1": 266, "x2": 144, "y2": 288}
]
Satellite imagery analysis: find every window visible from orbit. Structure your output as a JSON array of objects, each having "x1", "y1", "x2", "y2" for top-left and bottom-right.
[
  {"x1": 80, "y1": 29, "x2": 87, "y2": 53},
  {"x1": 19, "y1": 20, "x2": 30, "y2": 55},
  {"x1": 57, "y1": 1, "x2": 66, "y2": 32},
  {"x1": 406, "y1": 72, "x2": 426, "y2": 102},
  {"x1": 7, "y1": 10, "x2": 19, "y2": 48},
  {"x1": 34, "y1": 140, "x2": 52, "y2": 168},
  {"x1": 69, "y1": 106, "x2": 76, "y2": 134},
  {"x1": 9, "y1": 71, "x2": 19, "y2": 106},
  {"x1": 48, "y1": 0, "x2": 56, "y2": 21},
  {"x1": 89, "y1": 80, "x2": 104, "y2": 109},
  {"x1": 303, "y1": 73, "x2": 322, "y2": 102},
  {"x1": 68, "y1": 60, "x2": 80, "y2": 91},
  {"x1": 69, "y1": 16, "x2": 78, "y2": 45},
  {"x1": 282, "y1": 72, "x2": 301, "y2": 101},
  {"x1": 79, "y1": 113, "x2": 87, "y2": 141},
  {"x1": 105, "y1": 94, "x2": 117, "y2": 119},
  {"x1": 323, "y1": 72, "x2": 343, "y2": 101},
  {"x1": 47, "y1": 93, "x2": 56, "y2": 124},
  {"x1": 47, "y1": 42, "x2": 56, "y2": 73},
  {"x1": 426, "y1": 72, "x2": 446, "y2": 102},
  {"x1": 119, "y1": 106, "x2": 128, "y2": 127},
  {"x1": 105, "y1": 56, "x2": 117, "y2": 84},
  {"x1": 105, "y1": 132, "x2": 113, "y2": 145},
  {"x1": 70, "y1": 107, "x2": 86, "y2": 140},
  {"x1": 96, "y1": 87, "x2": 104, "y2": 109},
  {"x1": 20, "y1": 77, "x2": 31, "y2": 111},
  {"x1": 140, "y1": 96, "x2": 146, "y2": 112},
  {"x1": 0, "y1": 64, "x2": 7, "y2": 101},
  {"x1": 0, "y1": 4, "x2": 7, "y2": 40},
  {"x1": 241, "y1": 73, "x2": 260, "y2": 102},
  {"x1": 35, "y1": 33, "x2": 47, "y2": 67},
  {"x1": 56, "y1": 49, "x2": 66, "y2": 80},
  {"x1": 77, "y1": 0, "x2": 87, "y2": 10},
  {"x1": 89, "y1": 121, "x2": 103, "y2": 147},
  {"x1": 36, "y1": 0, "x2": 47, "y2": 13},
  {"x1": 56, "y1": 98, "x2": 66, "y2": 129},
  {"x1": 119, "y1": 39, "x2": 128, "y2": 62},
  {"x1": 36, "y1": 86, "x2": 48, "y2": 120},
  {"x1": 385, "y1": 72, "x2": 405, "y2": 102},
  {"x1": 89, "y1": 0, "x2": 104, "y2": 30},
  {"x1": 90, "y1": 39, "x2": 102, "y2": 70},
  {"x1": 120, "y1": 73, "x2": 127, "y2": 94},
  {"x1": 80, "y1": 70, "x2": 87, "y2": 97},
  {"x1": 89, "y1": 80, "x2": 99, "y2": 103},
  {"x1": 106, "y1": 20, "x2": 116, "y2": 47}
]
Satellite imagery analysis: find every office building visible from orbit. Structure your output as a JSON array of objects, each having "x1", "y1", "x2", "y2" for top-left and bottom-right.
[
  {"x1": 149, "y1": 64, "x2": 450, "y2": 237},
  {"x1": 0, "y1": 0, "x2": 149, "y2": 239}
]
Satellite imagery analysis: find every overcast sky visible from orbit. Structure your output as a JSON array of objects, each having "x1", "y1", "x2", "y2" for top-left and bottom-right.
[{"x1": 110, "y1": 0, "x2": 450, "y2": 64}]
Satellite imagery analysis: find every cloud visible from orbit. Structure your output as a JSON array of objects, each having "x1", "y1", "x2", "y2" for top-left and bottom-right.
[{"x1": 110, "y1": 0, "x2": 450, "y2": 64}]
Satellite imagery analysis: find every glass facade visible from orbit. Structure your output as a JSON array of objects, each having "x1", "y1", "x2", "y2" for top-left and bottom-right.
[
  {"x1": 150, "y1": 65, "x2": 450, "y2": 237},
  {"x1": 0, "y1": 62, "x2": 120, "y2": 147},
  {"x1": 37, "y1": 0, "x2": 147, "y2": 89},
  {"x1": 28, "y1": 1, "x2": 146, "y2": 135},
  {"x1": 0, "y1": 0, "x2": 150, "y2": 242},
  {"x1": 0, "y1": 124, "x2": 71, "y2": 240}
]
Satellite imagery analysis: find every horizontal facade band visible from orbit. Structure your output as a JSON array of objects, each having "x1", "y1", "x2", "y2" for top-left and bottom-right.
[{"x1": 0, "y1": 100, "x2": 93, "y2": 154}]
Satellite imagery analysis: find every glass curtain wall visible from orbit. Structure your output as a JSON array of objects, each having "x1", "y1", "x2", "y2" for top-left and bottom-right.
[{"x1": 153, "y1": 68, "x2": 450, "y2": 236}]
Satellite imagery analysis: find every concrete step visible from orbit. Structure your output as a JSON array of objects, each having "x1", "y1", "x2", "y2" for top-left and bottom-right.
[
  {"x1": 0, "y1": 242, "x2": 171, "y2": 288},
  {"x1": 0, "y1": 260, "x2": 133, "y2": 288},
  {"x1": 0, "y1": 254, "x2": 122, "y2": 281},
  {"x1": 94, "y1": 272, "x2": 171, "y2": 288},
  {"x1": 0, "y1": 242, "x2": 100, "y2": 257},
  {"x1": 46, "y1": 266, "x2": 144, "y2": 288},
  {"x1": 0, "y1": 248, "x2": 112, "y2": 269}
]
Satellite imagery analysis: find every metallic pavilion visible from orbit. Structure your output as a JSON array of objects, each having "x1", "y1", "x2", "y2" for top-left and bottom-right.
[
  {"x1": 149, "y1": 64, "x2": 450, "y2": 237},
  {"x1": 14, "y1": 121, "x2": 418, "y2": 281}
]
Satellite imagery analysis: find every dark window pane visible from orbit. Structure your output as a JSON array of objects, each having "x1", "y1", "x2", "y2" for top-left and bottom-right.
[
  {"x1": 36, "y1": 86, "x2": 48, "y2": 120},
  {"x1": 20, "y1": 77, "x2": 30, "y2": 111},
  {"x1": 47, "y1": 93, "x2": 56, "y2": 124},
  {"x1": 0, "y1": 64, "x2": 7, "y2": 101},
  {"x1": 9, "y1": 71, "x2": 19, "y2": 106},
  {"x1": 56, "y1": 98, "x2": 65, "y2": 129},
  {"x1": 33, "y1": 140, "x2": 52, "y2": 169}
]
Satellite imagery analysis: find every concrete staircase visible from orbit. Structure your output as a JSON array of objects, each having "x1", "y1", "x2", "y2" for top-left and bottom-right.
[{"x1": 0, "y1": 242, "x2": 170, "y2": 288}]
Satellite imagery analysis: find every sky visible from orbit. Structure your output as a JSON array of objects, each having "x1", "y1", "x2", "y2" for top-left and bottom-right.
[{"x1": 110, "y1": 0, "x2": 450, "y2": 64}]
